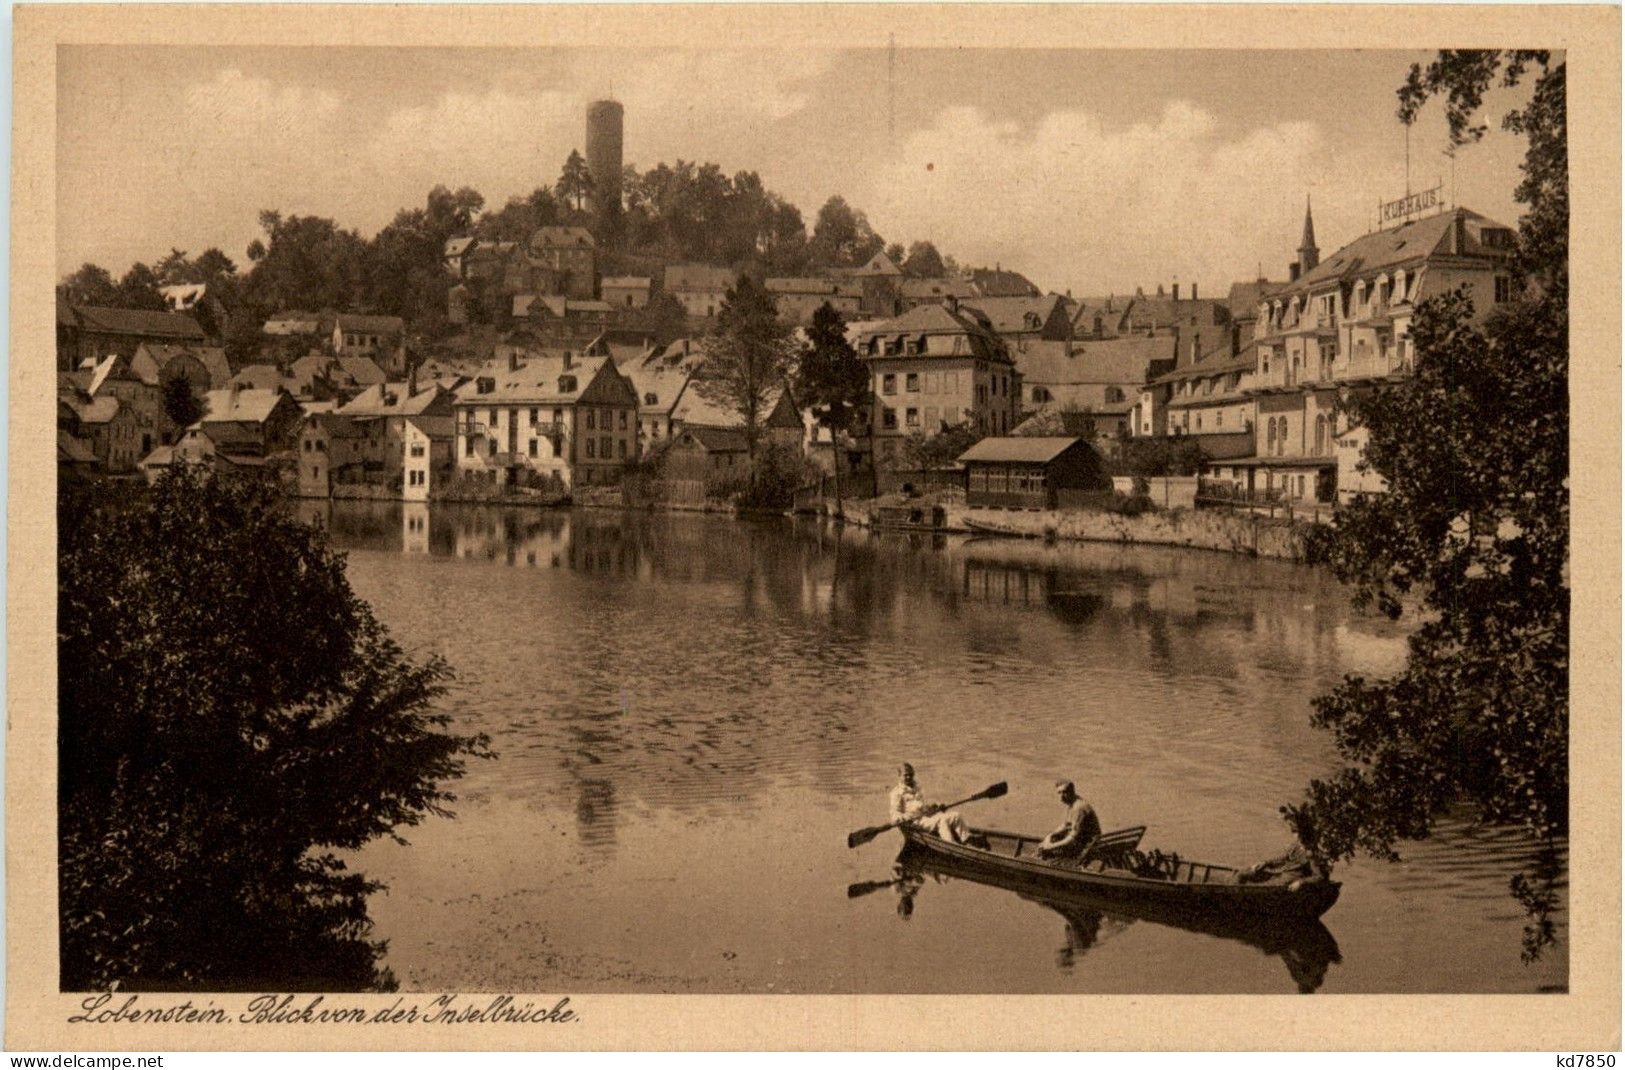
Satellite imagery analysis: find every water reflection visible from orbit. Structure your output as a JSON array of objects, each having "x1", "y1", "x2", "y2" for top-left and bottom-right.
[
  {"x1": 318, "y1": 502, "x2": 1560, "y2": 992},
  {"x1": 881, "y1": 843, "x2": 1344, "y2": 993}
]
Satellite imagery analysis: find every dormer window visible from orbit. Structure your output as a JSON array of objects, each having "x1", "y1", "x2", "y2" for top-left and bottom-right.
[
  {"x1": 644, "y1": 392, "x2": 658, "y2": 406},
  {"x1": 476, "y1": 377, "x2": 495, "y2": 394},
  {"x1": 559, "y1": 375, "x2": 577, "y2": 393}
]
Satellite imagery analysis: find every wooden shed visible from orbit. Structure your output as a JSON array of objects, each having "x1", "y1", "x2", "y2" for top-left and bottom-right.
[{"x1": 958, "y1": 436, "x2": 1111, "y2": 510}]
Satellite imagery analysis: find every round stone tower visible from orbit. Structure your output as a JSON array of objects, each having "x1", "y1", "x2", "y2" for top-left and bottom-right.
[{"x1": 585, "y1": 99, "x2": 624, "y2": 221}]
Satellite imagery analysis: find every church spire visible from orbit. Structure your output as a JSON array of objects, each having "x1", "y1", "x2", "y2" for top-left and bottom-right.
[{"x1": 1297, "y1": 195, "x2": 1320, "y2": 274}]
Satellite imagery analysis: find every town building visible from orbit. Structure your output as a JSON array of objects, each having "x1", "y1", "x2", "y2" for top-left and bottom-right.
[
  {"x1": 1218, "y1": 200, "x2": 1518, "y2": 506},
  {"x1": 967, "y1": 266, "x2": 1042, "y2": 298},
  {"x1": 85, "y1": 354, "x2": 166, "y2": 456},
  {"x1": 861, "y1": 300, "x2": 1023, "y2": 449},
  {"x1": 844, "y1": 251, "x2": 905, "y2": 318},
  {"x1": 59, "y1": 392, "x2": 144, "y2": 472},
  {"x1": 764, "y1": 277, "x2": 865, "y2": 323},
  {"x1": 296, "y1": 412, "x2": 377, "y2": 497},
  {"x1": 452, "y1": 349, "x2": 640, "y2": 490},
  {"x1": 958, "y1": 436, "x2": 1111, "y2": 510},
  {"x1": 621, "y1": 350, "x2": 694, "y2": 452},
  {"x1": 899, "y1": 276, "x2": 979, "y2": 312},
  {"x1": 402, "y1": 415, "x2": 457, "y2": 501},
  {"x1": 130, "y1": 342, "x2": 233, "y2": 396},
  {"x1": 527, "y1": 227, "x2": 599, "y2": 301},
  {"x1": 670, "y1": 377, "x2": 805, "y2": 454},
  {"x1": 1015, "y1": 335, "x2": 1176, "y2": 442},
  {"x1": 57, "y1": 297, "x2": 210, "y2": 372},
  {"x1": 511, "y1": 294, "x2": 616, "y2": 347},
  {"x1": 601, "y1": 276, "x2": 653, "y2": 309},
  {"x1": 664, "y1": 263, "x2": 736, "y2": 319},
  {"x1": 962, "y1": 294, "x2": 1075, "y2": 345},
  {"x1": 196, "y1": 385, "x2": 303, "y2": 458},
  {"x1": 330, "y1": 379, "x2": 458, "y2": 491},
  {"x1": 855, "y1": 299, "x2": 1023, "y2": 466},
  {"x1": 330, "y1": 314, "x2": 406, "y2": 374}
]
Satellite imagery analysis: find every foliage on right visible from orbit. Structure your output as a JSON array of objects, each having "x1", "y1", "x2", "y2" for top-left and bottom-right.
[{"x1": 1283, "y1": 51, "x2": 1568, "y2": 963}]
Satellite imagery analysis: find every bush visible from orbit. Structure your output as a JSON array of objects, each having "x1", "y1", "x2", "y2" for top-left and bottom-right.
[{"x1": 58, "y1": 467, "x2": 490, "y2": 990}]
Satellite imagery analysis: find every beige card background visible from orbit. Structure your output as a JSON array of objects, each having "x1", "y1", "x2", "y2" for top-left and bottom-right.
[{"x1": 8, "y1": 3, "x2": 1620, "y2": 1051}]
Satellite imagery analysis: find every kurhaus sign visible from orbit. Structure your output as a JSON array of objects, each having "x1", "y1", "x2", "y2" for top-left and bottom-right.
[{"x1": 1380, "y1": 185, "x2": 1441, "y2": 224}]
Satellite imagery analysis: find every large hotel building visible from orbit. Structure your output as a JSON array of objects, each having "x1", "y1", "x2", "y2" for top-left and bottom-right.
[{"x1": 1197, "y1": 197, "x2": 1520, "y2": 506}]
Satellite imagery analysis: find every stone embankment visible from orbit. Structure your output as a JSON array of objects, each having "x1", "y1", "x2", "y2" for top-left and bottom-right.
[{"x1": 844, "y1": 498, "x2": 1318, "y2": 562}]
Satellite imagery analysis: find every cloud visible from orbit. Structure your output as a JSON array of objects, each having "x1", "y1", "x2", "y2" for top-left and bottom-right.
[{"x1": 863, "y1": 102, "x2": 1332, "y2": 294}]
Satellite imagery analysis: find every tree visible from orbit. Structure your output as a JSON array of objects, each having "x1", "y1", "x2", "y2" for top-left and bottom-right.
[
  {"x1": 795, "y1": 302, "x2": 870, "y2": 516},
  {"x1": 478, "y1": 187, "x2": 560, "y2": 243},
  {"x1": 902, "y1": 240, "x2": 947, "y2": 279},
  {"x1": 556, "y1": 150, "x2": 595, "y2": 214},
  {"x1": 244, "y1": 211, "x2": 368, "y2": 314},
  {"x1": 59, "y1": 263, "x2": 120, "y2": 306},
  {"x1": 694, "y1": 276, "x2": 797, "y2": 468},
  {"x1": 900, "y1": 420, "x2": 982, "y2": 472},
  {"x1": 1285, "y1": 50, "x2": 1568, "y2": 962},
  {"x1": 114, "y1": 263, "x2": 168, "y2": 311},
  {"x1": 161, "y1": 374, "x2": 204, "y2": 434},
  {"x1": 58, "y1": 469, "x2": 490, "y2": 990},
  {"x1": 809, "y1": 195, "x2": 885, "y2": 268}
]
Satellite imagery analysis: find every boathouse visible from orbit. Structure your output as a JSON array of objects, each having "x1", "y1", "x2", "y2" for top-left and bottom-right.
[{"x1": 958, "y1": 436, "x2": 1111, "y2": 510}]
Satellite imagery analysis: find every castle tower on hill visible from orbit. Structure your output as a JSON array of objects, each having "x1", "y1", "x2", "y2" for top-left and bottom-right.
[{"x1": 585, "y1": 100, "x2": 624, "y2": 222}]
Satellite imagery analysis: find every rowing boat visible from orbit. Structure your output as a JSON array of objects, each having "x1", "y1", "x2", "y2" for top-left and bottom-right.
[{"x1": 900, "y1": 824, "x2": 1341, "y2": 921}]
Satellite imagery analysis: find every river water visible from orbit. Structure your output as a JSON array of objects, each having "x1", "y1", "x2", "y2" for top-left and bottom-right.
[{"x1": 303, "y1": 501, "x2": 1567, "y2": 994}]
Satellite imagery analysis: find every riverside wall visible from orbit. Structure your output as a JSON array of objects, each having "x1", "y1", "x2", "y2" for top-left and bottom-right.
[{"x1": 924, "y1": 502, "x2": 1316, "y2": 561}]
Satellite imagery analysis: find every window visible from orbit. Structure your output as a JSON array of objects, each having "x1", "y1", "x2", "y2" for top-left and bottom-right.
[
  {"x1": 618, "y1": 440, "x2": 627, "y2": 459},
  {"x1": 528, "y1": 439, "x2": 538, "y2": 458},
  {"x1": 553, "y1": 408, "x2": 563, "y2": 423},
  {"x1": 882, "y1": 408, "x2": 897, "y2": 430},
  {"x1": 1266, "y1": 418, "x2": 1277, "y2": 453},
  {"x1": 925, "y1": 374, "x2": 938, "y2": 395},
  {"x1": 645, "y1": 392, "x2": 658, "y2": 406},
  {"x1": 529, "y1": 407, "x2": 539, "y2": 424},
  {"x1": 410, "y1": 443, "x2": 425, "y2": 458},
  {"x1": 906, "y1": 373, "x2": 919, "y2": 392},
  {"x1": 601, "y1": 435, "x2": 611, "y2": 457},
  {"x1": 883, "y1": 374, "x2": 897, "y2": 395},
  {"x1": 586, "y1": 439, "x2": 596, "y2": 458},
  {"x1": 465, "y1": 436, "x2": 476, "y2": 457},
  {"x1": 1494, "y1": 275, "x2": 1515, "y2": 304},
  {"x1": 486, "y1": 437, "x2": 497, "y2": 455},
  {"x1": 587, "y1": 409, "x2": 596, "y2": 430},
  {"x1": 620, "y1": 410, "x2": 628, "y2": 430},
  {"x1": 906, "y1": 408, "x2": 919, "y2": 428},
  {"x1": 488, "y1": 408, "x2": 498, "y2": 425}
]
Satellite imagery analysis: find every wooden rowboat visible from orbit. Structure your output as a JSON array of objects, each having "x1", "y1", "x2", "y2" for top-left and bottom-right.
[{"x1": 900, "y1": 824, "x2": 1341, "y2": 921}]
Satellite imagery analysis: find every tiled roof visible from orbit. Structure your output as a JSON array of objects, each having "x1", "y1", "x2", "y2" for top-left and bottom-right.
[
  {"x1": 664, "y1": 263, "x2": 736, "y2": 292},
  {"x1": 69, "y1": 395, "x2": 122, "y2": 425},
  {"x1": 683, "y1": 425, "x2": 748, "y2": 453},
  {"x1": 201, "y1": 387, "x2": 289, "y2": 425},
  {"x1": 336, "y1": 356, "x2": 388, "y2": 386},
  {"x1": 405, "y1": 414, "x2": 457, "y2": 439},
  {"x1": 1013, "y1": 337, "x2": 1174, "y2": 386},
  {"x1": 228, "y1": 364, "x2": 289, "y2": 391},
  {"x1": 337, "y1": 382, "x2": 451, "y2": 417},
  {"x1": 901, "y1": 277, "x2": 977, "y2": 300},
  {"x1": 72, "y1": 305, "x2": 207, "y2": 340},
  {"x1": 132, "y1": 343, "x2": 233, "y2": 390},
  {"x1": 1284, "y1": 208, "x2": 1512, "y2": 295},
  {"x1": 601, "y1": 276, "x2": 651, "y2": 289},
  {"x1": 444, "y1": 236, "x2": 477, "y2": 258},
  {"x1": 961, "y1": 294, "x2": 1066, "y2": 334},
  {"x1": 334, "y1": 313, "x2": 404, "y2": 335},
  {"x1": 452, "y1": 353, "x2": 615, "y2": 405},
  {"x1": 958, "y1": 436, "x2": 1081, "y2": 464},
  {"x1": 851, "y1": 252, "x2": 903, "y2": 277},
  {"x1": 530, "y1": 226, "x2": 596, "y2": 250}
]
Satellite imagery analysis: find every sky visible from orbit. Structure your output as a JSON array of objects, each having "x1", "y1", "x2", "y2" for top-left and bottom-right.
[{"x1": 57, "y1": 46, "x2": 1533, "y2": 299}]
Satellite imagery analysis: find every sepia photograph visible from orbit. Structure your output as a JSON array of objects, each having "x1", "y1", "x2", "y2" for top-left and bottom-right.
[{"x1": 9, "y1": 2, "x2": 1620, "y2": 1054}]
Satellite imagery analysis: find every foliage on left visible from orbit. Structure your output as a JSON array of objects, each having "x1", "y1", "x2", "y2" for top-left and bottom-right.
[{"x1": 58, "y1": 468, "x2": 491, "y2": 991}]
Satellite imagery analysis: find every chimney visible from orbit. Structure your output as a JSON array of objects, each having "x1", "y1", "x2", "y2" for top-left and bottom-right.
[
  {"x1": 407, "y1": 360, "x2": 418, "y2": 397},
  {"x1": 1452, "y1": 211, "x2": 1468, "y2": 254},
  {"x1": 1289, "y1": 262, "x2": 1301, "y2": 283},
  {"x1": 945, "y1": 295, "x2": 959, "y2": 313},
  {"x1": 507, "y1": 349, "x2": 520, "y2": 372},
  {"x1": 1191, "y1": 283, "x2": 1198, "y2": 301},
  {"x1": 1172, "y1": 282, "x2": 1181, "y2": 302},
  {"x1": 1157, "y1": 283, "x2": 1165, "y2": 297},
  {"x1": 562, "y1": 349, "x2": 574, "y2": 370}
]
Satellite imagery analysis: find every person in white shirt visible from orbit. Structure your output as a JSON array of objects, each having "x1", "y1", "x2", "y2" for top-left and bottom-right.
[{"x1": 888, "y1": 762, "x2": 971, "y2": 844}]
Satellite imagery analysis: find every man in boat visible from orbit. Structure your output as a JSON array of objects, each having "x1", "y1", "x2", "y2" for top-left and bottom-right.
[
  {"x1": 889, "y1": 763, "x2": 973, "y2": 845},
  {"x1": 1036, "y1": 780, "x2": 1103, "y2": 862}
]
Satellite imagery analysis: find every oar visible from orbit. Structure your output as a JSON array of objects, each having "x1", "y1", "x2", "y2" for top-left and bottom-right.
[
  {"x1": 846, "y1": 781, "x2": 1008, "y2": 849},
  {"x1": 846, "y1": 876, "x2": 908, "y2": 899}
]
